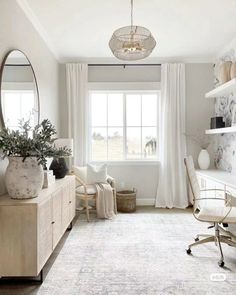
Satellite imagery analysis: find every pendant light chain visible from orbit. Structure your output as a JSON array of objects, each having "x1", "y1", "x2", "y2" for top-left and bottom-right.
[{"x1": 131, "y1": 0, "x2": 133, "y2": 28}]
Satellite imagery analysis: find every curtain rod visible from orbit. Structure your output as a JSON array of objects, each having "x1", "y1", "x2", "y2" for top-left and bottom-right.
[
  {"x1": 88, "y1": 63, "x2": 161, "y2": 67},
  {"x1": 5, "y1": 64, "x2": 31, "y2": 67}
]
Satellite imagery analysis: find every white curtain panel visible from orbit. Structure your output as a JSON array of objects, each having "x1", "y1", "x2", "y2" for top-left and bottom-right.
[
  {"x1": 155, "y1": 63, "x2": 188, "y2": 209},
  {"x1": 66, "y1": 63, "x2": 88, "y2": 166}
]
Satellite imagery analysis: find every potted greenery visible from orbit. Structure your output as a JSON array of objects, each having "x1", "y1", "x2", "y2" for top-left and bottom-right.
[{"x1": 0, "y1": 119, "x2": 71, "y2": 199}]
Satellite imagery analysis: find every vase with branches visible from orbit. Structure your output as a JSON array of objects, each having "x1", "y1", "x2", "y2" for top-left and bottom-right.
[
  {"x1": 185, "y1": 132, "x2": 211, "y2": 170},
  {"x1": 0, "y1": 119, "x2": 71, "y2": 199}
]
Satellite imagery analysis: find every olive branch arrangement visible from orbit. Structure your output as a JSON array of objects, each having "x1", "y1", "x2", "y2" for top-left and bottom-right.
[
  {"x1": 185, "y1": 132, "x2": 211, "y2": 149},
  {"x1": 0, "y1": 119, "x2": 71, "y2": 168}
]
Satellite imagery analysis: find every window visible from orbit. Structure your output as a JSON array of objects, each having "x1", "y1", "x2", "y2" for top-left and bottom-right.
[{"x1": 89, "y1": 90, "x2": 160, "y2": 162}]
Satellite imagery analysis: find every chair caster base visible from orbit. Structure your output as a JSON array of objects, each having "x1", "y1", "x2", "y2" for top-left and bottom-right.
[
  {"x1": 218, "y1": 260, "x2": 224, "y2": 267},
  {"x1": 186, "y1": 248, "x2": 191, "y2": 255}
]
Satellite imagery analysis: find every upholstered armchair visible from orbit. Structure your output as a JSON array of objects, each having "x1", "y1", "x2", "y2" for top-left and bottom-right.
[{"x1": 73, "y1": 166, "x2": 117, "y2": 221}]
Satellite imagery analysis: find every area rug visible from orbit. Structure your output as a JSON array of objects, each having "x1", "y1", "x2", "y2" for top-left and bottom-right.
[{"x1": 1, "y1": 207, "x2": 236, "y2": 295}]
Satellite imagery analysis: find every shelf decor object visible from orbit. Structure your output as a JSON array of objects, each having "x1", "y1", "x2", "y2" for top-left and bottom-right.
[
  {"x1": 109, "y1": 0, "x2": 156, "y2": 61},
  {"x1": 210, "y1": 116, "x2": 225, "y2": 129},
  {"x1": 218, "y1": 61, "x2": 232, "y2": 84},
  {"x1": 198, "y1": 149, "x2": 210, "y2": 170},
  {"x1": 230, "y1": 62, "x2": 236, "y2": 79},
  {"x1": 205, "y1": 78, "x2": 236, "y2": 98}
]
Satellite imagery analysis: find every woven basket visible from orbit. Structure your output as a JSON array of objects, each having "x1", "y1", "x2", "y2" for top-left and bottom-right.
[{"x1": 116, "y1": 189, "x2": 137, "y2": 213}]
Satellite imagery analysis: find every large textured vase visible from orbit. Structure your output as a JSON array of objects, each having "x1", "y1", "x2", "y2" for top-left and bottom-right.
[
  {"x1": 5, "y1": 157, "x2": 44, "y2": 199},
  {"x1": 198, "y1": 149, "x2": 210, "y2": 170}
]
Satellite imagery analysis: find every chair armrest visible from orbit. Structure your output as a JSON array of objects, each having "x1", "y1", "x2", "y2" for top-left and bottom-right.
[
  {"x1": 196, "y1": 196, "x2": 232, "y2": 206},
  {"x1": 75, "y1": 175, "x2": 88, "y2": 194},
  {"x1": 200, "y1": 189, "x2": 226, "y2": 192},
  {"x1": 75, "y1": 175, "x2": 86, "y2": 186}
]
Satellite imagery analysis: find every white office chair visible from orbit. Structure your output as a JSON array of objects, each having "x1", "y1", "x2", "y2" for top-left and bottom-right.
[{"x1": 184, "y1": 156, "x2": 236, "y2": 267}]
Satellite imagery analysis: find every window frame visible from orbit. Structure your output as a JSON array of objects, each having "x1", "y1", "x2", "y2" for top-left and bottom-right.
[{"x1": 88, "y1": 82, "x2": 161, "y2": 165}]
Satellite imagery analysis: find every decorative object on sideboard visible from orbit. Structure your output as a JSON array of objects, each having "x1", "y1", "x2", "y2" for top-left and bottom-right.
[
  {"x1": 0, "y1": 119, "x2": 71, "y2": 199},
  {"x1": 5, "y1": 156, "x2": 44, "y2": 199},
  {"x1": 43, "y1": 170, "x2": 55, "y2": 188},
  {"x1": 218, "y1": 61, "x2": 232, "y2": 84},
  {"x1": 210, "y1": 116, "x2": 225, "y2": 129},
  {"x1": 109, "y1": 0, "x2": 156, "y2": 61},
  {"x1": 49, "y1": 138, "x2": 73, "y2": 179},
  {"x1": 185, "y1": 132, "x2": 211, "y2": 170},
  {"x1": 230, "y1": 62, "x2": 236, "y2": 80}
]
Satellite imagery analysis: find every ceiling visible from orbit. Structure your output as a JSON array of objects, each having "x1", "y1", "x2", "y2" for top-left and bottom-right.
[{"x1": 18, "y1": 0, "x2": 236, "y2": 62}]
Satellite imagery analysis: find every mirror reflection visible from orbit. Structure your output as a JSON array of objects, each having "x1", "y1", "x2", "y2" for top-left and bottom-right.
[{"x1": 0, "y1": 50, "x2": 39, "y2": 130}]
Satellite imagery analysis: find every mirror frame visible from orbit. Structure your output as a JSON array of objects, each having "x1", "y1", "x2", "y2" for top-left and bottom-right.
[{"x1": 0, "y1": 49, "x2": 40, "y2": 129}]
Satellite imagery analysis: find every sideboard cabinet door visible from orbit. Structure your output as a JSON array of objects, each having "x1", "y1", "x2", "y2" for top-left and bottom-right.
[
  {"x1": 69, "y1": 178, "x2": 76, "y2": 221},
  {"x1": 38, "y1": 197, "x2": 53, "y2": 273},
  {"x1": 61, "y1": 182, "x2": 70, "y2": 232},
  {"x1": 52, "y1": 188, "x2": 62, "y2": 249}
]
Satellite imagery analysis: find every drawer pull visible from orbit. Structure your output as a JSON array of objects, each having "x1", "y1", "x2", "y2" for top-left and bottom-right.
[
  {"x1": 51, "y1": 221, "x2": 55, "y2": 224},
  {"x1": 69, "y1": 201, "x2": 72, "y2": 204}
]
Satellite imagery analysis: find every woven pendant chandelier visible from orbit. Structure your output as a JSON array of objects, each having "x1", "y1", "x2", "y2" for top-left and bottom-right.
[{"x1": 109, "y1": 0, "x2": 156, "y2": 61}]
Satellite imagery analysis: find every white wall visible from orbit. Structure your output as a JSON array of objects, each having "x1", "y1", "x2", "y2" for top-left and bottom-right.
[
  {"x1": 0, "y1": 0, "x2": 60, "y2": 195},
  {"x1": 185, "y1": 64, "x2": 215, "y2": 167},
  {"x1": 59, "y1": 63, "x2": 214, "y2": 204}
]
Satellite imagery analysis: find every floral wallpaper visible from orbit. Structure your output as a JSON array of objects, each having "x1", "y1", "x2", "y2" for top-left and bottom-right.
[{"x1": 214, "y1": 48, "x2": 236, "y2": 173}]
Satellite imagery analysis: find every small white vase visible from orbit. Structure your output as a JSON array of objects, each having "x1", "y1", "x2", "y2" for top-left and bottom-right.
[
  {"x1": 198, "y1": 149, "x2": 210, "y2": 170},
  {"x1": 5, "y1": 157, "x2": 44, "y2": 199}
]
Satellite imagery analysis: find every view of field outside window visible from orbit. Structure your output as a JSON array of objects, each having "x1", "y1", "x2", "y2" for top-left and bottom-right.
[{"x1": 90, "y1": 91, "x2": 159, "y2": 161}]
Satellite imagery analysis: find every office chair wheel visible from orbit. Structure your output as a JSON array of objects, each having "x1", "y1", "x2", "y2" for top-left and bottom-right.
[
  {"x1": 186, "y1": 248, "x2": 191, "y2": 254},
  {"x1": 218, "y1": 260, "x2": 224, "y2": 267},
  {"x1": 194, "y1": 237, "x2": 199, "y2": 242}
]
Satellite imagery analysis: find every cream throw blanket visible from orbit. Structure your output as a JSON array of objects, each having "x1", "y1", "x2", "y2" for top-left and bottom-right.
[{"x1": 95, "y1": 183, "x2": 114, "y2": 219}]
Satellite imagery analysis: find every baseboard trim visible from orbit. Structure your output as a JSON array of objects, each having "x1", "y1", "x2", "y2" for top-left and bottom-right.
[{"x1": 136, "y1": 199, "x2": 155, "y2": 206}]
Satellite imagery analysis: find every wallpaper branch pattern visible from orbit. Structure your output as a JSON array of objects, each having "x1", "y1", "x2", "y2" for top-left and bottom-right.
[{"x1": 214, "y1": 48, "x2": 236, "y2": 173}]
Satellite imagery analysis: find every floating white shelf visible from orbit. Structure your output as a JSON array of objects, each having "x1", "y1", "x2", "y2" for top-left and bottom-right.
[
  {"x1": 205, "y1": 78, "x2": 236, "y2": 98},
  {"x1": 205, "y1": 126, "x2": 236, "y2": 134}
]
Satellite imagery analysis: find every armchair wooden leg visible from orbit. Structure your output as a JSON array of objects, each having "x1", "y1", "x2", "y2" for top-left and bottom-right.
[
  {"x1": 113, "y1": 190, "x2": 117, "y2": 214},
  {"x1": 85, "y1": 199, "x2": 90, "y2": 222}
]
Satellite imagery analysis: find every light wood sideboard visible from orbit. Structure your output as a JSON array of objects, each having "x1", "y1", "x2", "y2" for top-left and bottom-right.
[{"x1": 0, "y1": 175, "x2": 75, "y2": 281}]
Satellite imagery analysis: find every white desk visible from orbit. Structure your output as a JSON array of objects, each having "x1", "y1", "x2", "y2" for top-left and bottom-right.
[
  {"x1": 196, "y1": 169, "x2": 236, "y2": 189},
  {"x1": 196, "y1": 169, "x2": 236, "y2": 205}
]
